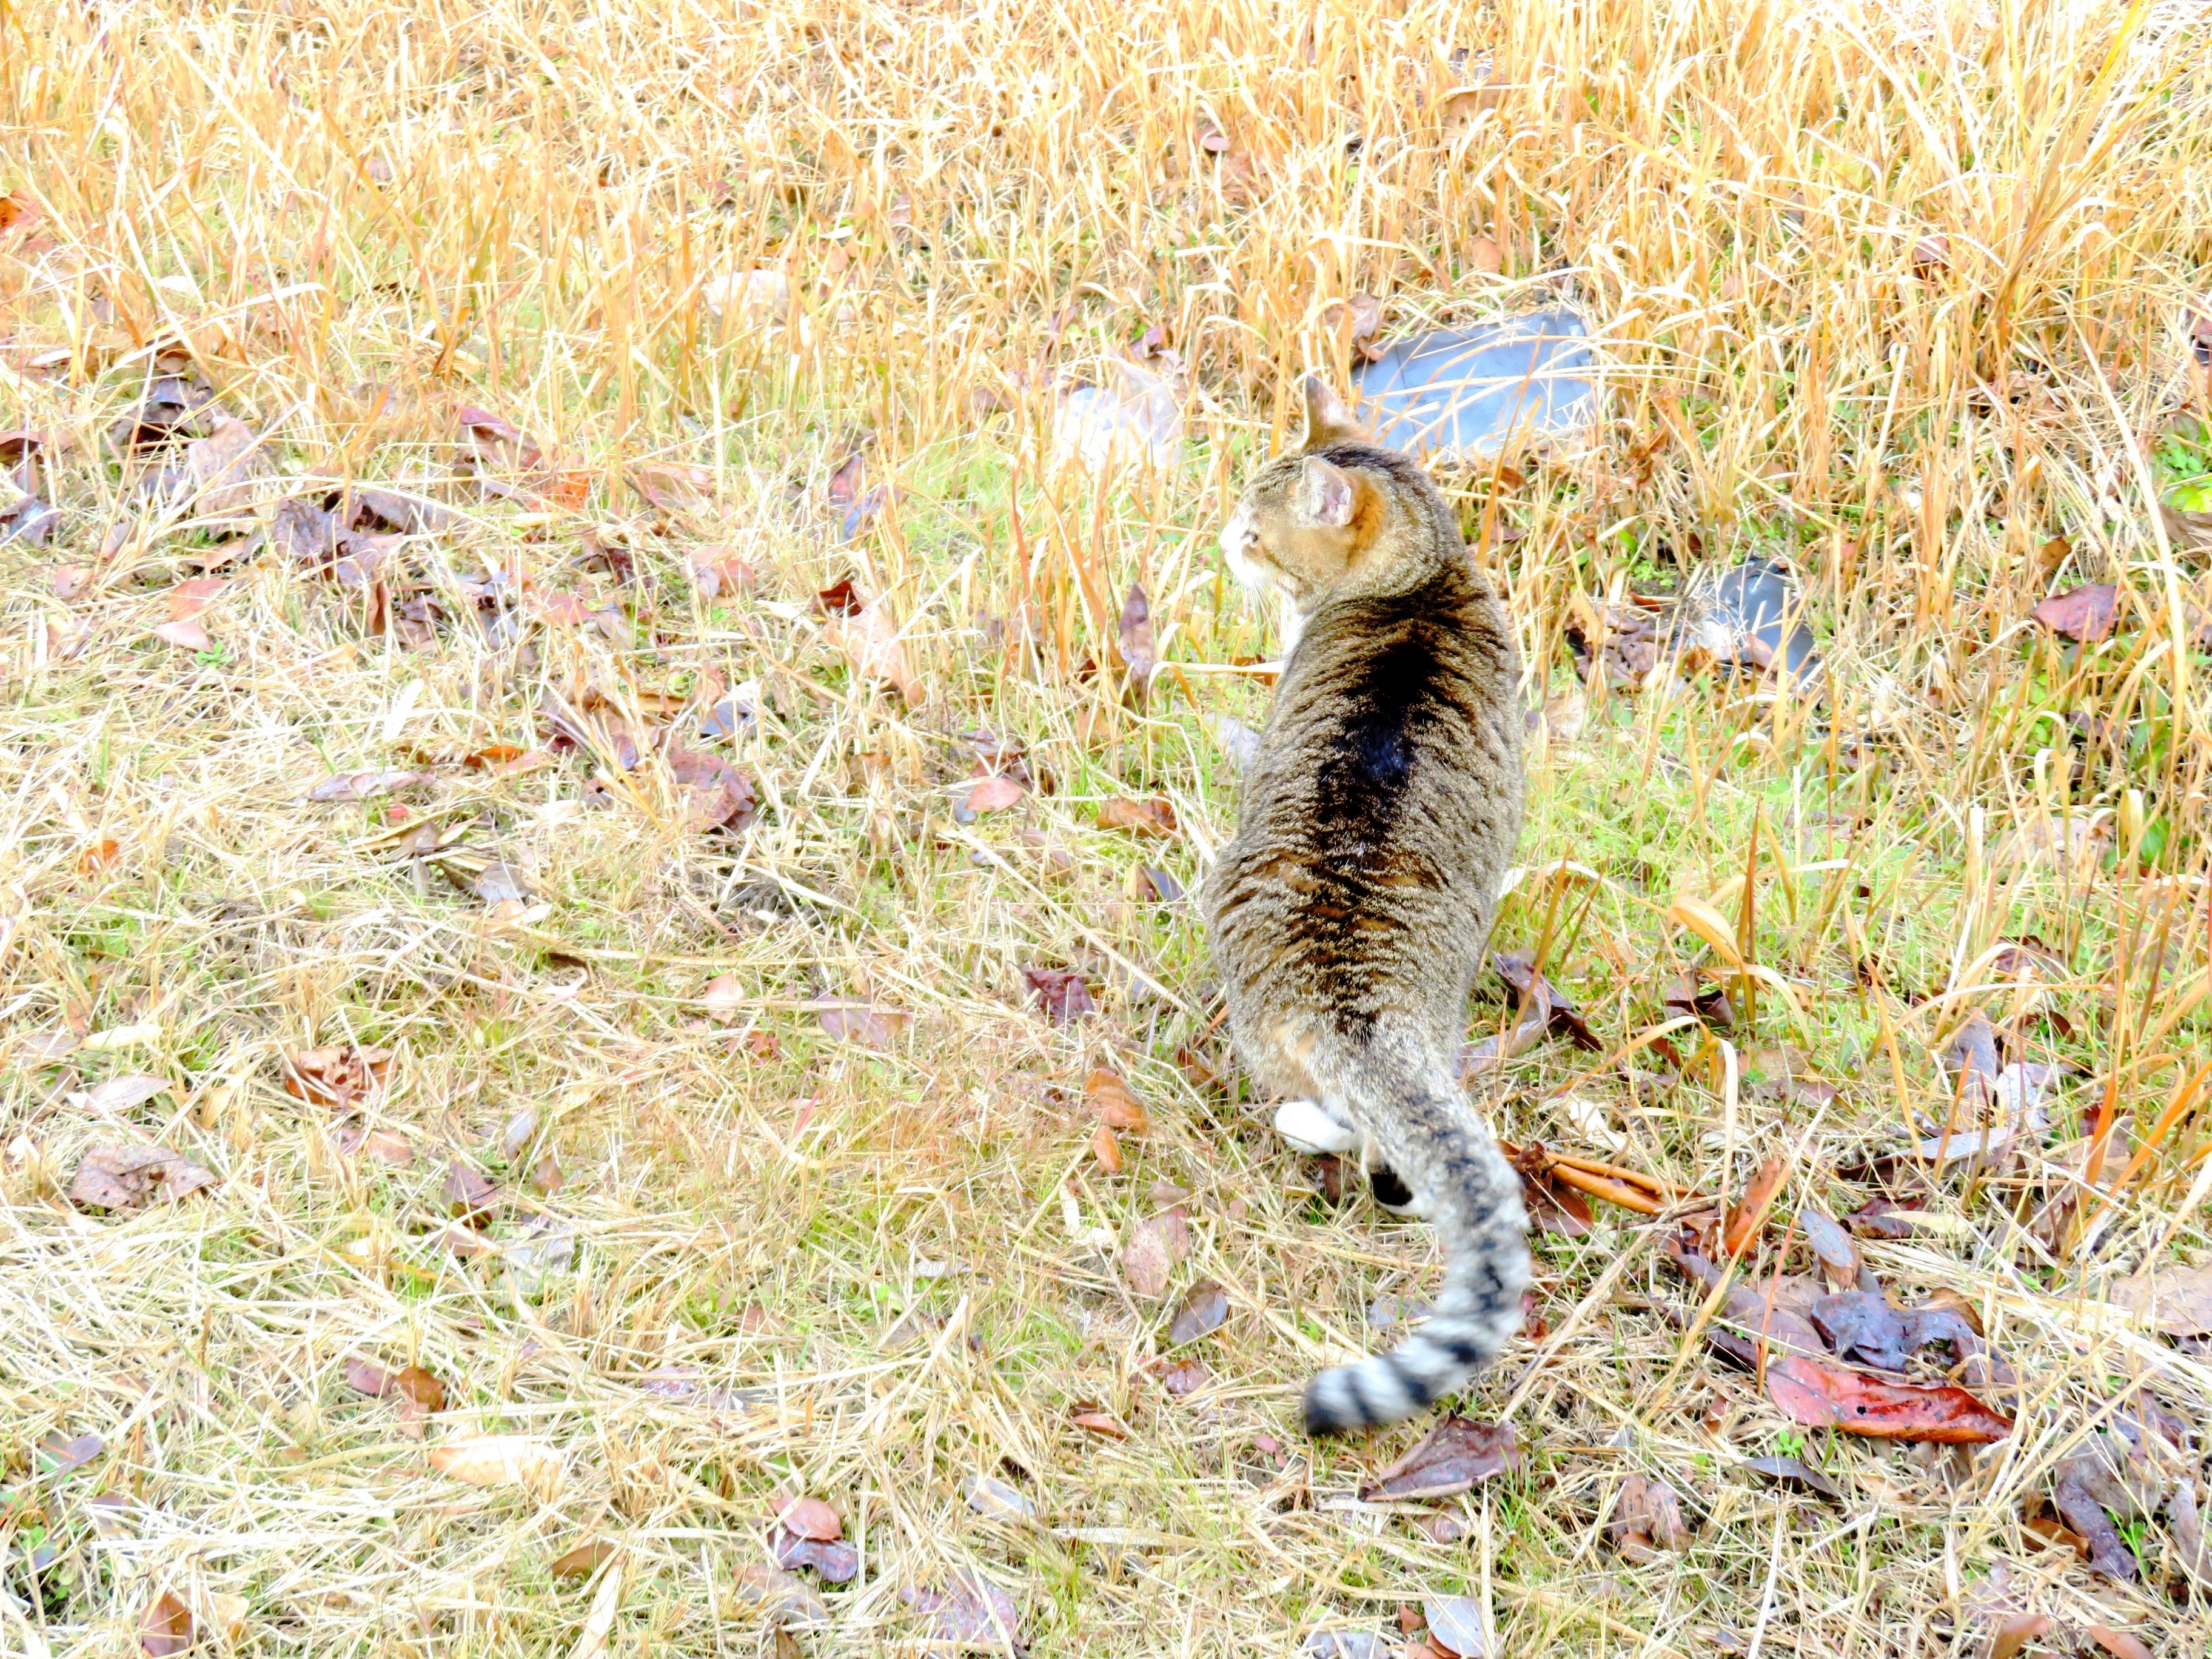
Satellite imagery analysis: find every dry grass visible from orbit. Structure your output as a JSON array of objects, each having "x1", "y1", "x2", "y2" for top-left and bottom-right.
[{"x1": 5, "y1": 0, "x2": 2212, "y2": 1653}]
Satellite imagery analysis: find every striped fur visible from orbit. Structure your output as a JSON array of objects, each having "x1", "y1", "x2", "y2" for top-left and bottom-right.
[{"x1": 1204, "y1": 376, "x2": 1529, "y2": 1435}]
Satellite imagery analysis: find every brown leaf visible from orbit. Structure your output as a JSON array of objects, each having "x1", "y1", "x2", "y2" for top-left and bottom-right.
[
  {"x1": 180, "y1": 413, "x2": 266, "y2": 522},
  {"x1": 551, "y1": 1538, "x2": 620, "y2": 1580},
  {"x1": 629, "y1": 462, "x2": 717, "y2": 517},
  {"x1": 307, "y1": 769, "x2": 429, "y2": 803},
  {"x1": 735, "y1": 1563, "x2": 831, "y2": 1631},
  {"x1": 50, "y1": 562, "x2": 91, "y2": 599},
  {"x1": 686, "y1": 546, "x2": 759, "y2": 600},
  {"x1": 140, "y1": 1590, "x2": 194, "y2": 1657},
  {"x1": 966, "y1": 774, "x2": 1025, "y2": 814},
  {"x1": 443, "y1": 1162, "x2": 499, "y2": 1224},
  {"x1": 427, "y1": 1433, "x2": 563, "y2": 1494},
  {"x1": 346, "y1": 1359, "x2": 394, "y2": 1396},
  {"x1": 1118, "y1": 583, "x2": 1156, "y2": 689},
  {"x1": 1491, "y1": 951, "x2": 1601, "y2": 1050},
  {"x1": 1097, "y1": 797, "x2": 1177, "y2": 837},
  {"x1": 1910, "y1": 233, "x2": 1951, "y2": 275},
  {"x1": 2031, "y1": 582, "x2": 2119, "y2": 643},
  {"x1": 666, "y1": 741, "x2": 757, "y2": 832},
  {"x1": 1765, "y1": 1356, "x2": 2012, "y2": 1443},
  {"x1": 900, "y1": 1568, "x2": 1025, "y2": 1654},
  {"x1": 1085, "y1": 1069, "x2": 1151, "y2": 1133},
  {"x1": 1422, "y1": 1596, "x2": 1488, "y2": 1658},
  {"x1": 1609, "y1": 1473, "x2": 1692, "y2": 1561},
  {"x1": 456, "y1": 404, "x2": 543, "y2": 472},
  {"x1": 153, "y1": 618, "x2": 215, "y2": 650},
  {"x1": 167, "y1": 576, "x2": 227, "y2": 622},
  {"x1": 2053, "y1": 1473, "x2": 2136, "y2": 1581},
  {"x1": 1465, "y1": 235, "x2": 1503, "y2": 275},
  {"x1": 774, "y1": 1495, "x2": 843, "y2": 1541},
  {"x1": 531, "y1": 1153, "x2": 566, "y2": 1195},
  {"x1": 2086, "y1": 1627, "x2": 2153, "y2": 1659},
  {"x1": 1740, "y1": 1454, "x2": 1844, "y2": 1502},
  {"x1": 1090, "y1": 1122, "x2": 1124, "y2": 1173},
  {"x1": 1070, "y1": 1407, "x2": 1127, "y2": 1438},
  {"x1": 822, "y1": 592, "x2": 920, "y2": 701},
  {"x1": 1165, "y1": 1278, "x2": 1228, "y2": 1344},
  {"x1": 69, "y1": 1143, "x2": 215, "y2": 1211},
  {"x1": 75, "y1": 836, "x2": 120, "y2": 873},
  {"x1": 391, "y1": 1364, "x2": 446, "y2": 1413},
  {"x1": 1662, "y1": 973, "x2": 1735, "y2": 1029},
  {"x1": 67, "y1": 1074, "x2": 172, "y2": 1113},
  {"x1": 2113, "y1": 1259, "x2": 2212, "y2": 1336},
  {"x1": 1798, "y1": 1205, "x2": 1864, "y2": 1290},
  {"x1": 1723, "y1": 1157, "x2": 1788, "y2": 1259},
  {"x1": 816, "y1": 1000, "x2": 908, "y2": 1046},
  {"x1": 1985, "y1": 1614, "x2": 2051, "y2": 1659},
  {"x1": 1122, "y1": 1209, "x2": 1191, "y2": 1298},
  {"x1": 1020, "y1": 967, "x2": 1095, "y2": 1024},
  {"x1": 1359, "y1": 1416, "x2": 1522, "y2": 1501},
  {"x1": 1158, "y1": 1357, "x2": 1211, "y2": 1396},
  {"x1": 281, "y1": 1044, "x2": 394, "y2": 1105},
  {"x1": 771, "y1": 1527, "x2": 858, "y2": 1582}
]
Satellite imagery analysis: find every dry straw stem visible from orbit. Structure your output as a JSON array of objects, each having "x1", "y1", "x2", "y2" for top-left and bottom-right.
[{"x1": 4, "y1": 0, "x2": 2212, "y2": 1654}]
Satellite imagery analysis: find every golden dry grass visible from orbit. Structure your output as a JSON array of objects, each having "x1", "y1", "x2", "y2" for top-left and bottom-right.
[{"x1": 4, "y1": 0, "x2": 2212, "y2": 1654}]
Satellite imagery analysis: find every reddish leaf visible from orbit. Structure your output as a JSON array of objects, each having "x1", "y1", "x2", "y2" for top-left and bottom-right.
[
  {"x1": 530, "y1": 1153, "x2": 566, "y2": 1196},
  {"x1": 443, "y1": 1162, "x2": 499, "y2": 1224},
  {"x1": 1609, "y1": 1473, "x2": 1692, "y2": 1562},
  {"x1": 52, "y1": 563, "x2": 92, "y2": 599},
  {"x1": 966, "y1": 774, "x2": 1025, "y2": 814},
  {"x1": 69, "y1": 1144, "x2": 215, "y2": 1211},
  {"x1": 1090, "y1": 1123, "x2": 1124, "y2": 1172},
  {"x1": 346, "y1": 1359, "x2": 394, "y2": 1396},
  {"x1": 2031, "y1": 582, "x2": 2119, "y2": 643},
  {"x1": 153, "y1": 618, "x2": 214, "y2": 651},
  {"x1": 815, "y1": 577, "x2": 864, "y2": 616},
  {"x1": 1097, "y1": 797, "x2": 1177, "y2": 837},
  {"x1": 391, "y1": 1364, "x2": 447, "y2": 1413},
  {"x1": 167, "y1": 576, "x2": 227, "y2": 620},
  {"x1": 775, "y1": 1496, "x2": 843, "y2": 1541},
  {"x1": 1070, "y1": 1407, "x2": 1127, "y2": 1438},
  {"x1": 1165, "y1": 1279, "x2": 1228, "y2": 1344},
  {"x1": 666, "y1": 742, "x2": 757, "y2": 833},
  {"x1": 140, "y1": 1590, "x2": 193, "y2": 1657},
  {"x1": 1158, "y1": 1357, "x2": 1211, "y2": 1396},
  {"x1": 1359, "y1": 1416, "x2": 1522, "y2": 1501},
  {"x1": 1723, "y1": 1157, "x2": 1788, "y2": 1259},
  {"x1": 686, "y1": 546, "x2": 759, "y2": 600},
  {"x1": 816, "y1": 1001, "x2": 908, "y2": 1046},
  {"x1": 1765, "y1": 1356, "x2": 2011, "y2": 1443},
  {"x1": 456, "y1": 404, "x2": 543, "y2": 471},
  {"x1": 2086, "y1": 1627, "x2": 2153, "y2": 1659},
  {"x1": 1085, "y1": 1069, "x2": 1151, "y2": 1133},
  {"x1": 1020, "y1": 967, "x2": 1095, "y2": 1024}
]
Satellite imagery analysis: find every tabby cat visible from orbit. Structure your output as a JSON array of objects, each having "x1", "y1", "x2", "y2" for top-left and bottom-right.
[{"x1": 1204, "y1": 377, "x2": 1530, "y2": 1435}]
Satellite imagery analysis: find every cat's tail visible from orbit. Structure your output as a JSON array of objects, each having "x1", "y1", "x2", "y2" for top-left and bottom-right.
[{"x1": 1301, "y1": 1019, "x2": 1530, "y2": 1436}]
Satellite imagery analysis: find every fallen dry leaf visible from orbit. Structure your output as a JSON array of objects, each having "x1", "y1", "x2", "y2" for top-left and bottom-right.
[
  {"x1": 307, "y1": 769, "x2": 428, "y2": 803},
  {"x1": 456, "y1": 404, "x2": 543, "y2": 472},
  {"x1": 966, "y1": 774, "x2": 1025, "y2": 814},
  {"x1": 1740, "y1": 1454, "x2": 1844, "y2": 1502},
  {"x1": 551, "y1": 1538, "x2": 620, "y2": 1580},
  {"x1": 282, "y1": 1044, "x2": 393, "y2": 1105},
  {"x1": 900, "y1": 1568, "x2": 1025, "y2": 1654},
  {"x1": 443, "y1": 1162, "x2": 498, "y2": 1224},
  {"x1": 775, "y1": 1495, "x2": 842, "y2": 1541},
  {"x1": 1090, "y1": 1123, "x2": 1124, "y2": 1172},
  {"x1": 1087, "y1": 1068, "x2": 1151, "y2": 1133},
  {"x1": 1609, "y1": 1473, "x2": 1692, "y2": 1562},
  {"x1": 181, "y1": 413, "x2": 266, "y2": 520},
  {"x1": 1121, "y1": 1209, "x2": 1191, "y2": 1299},
  {"x1": 1359, "y1": 1416, "x2": 1521, "y2": 1501},
  {"x1": 2031, "y1": 582, "x2": 2119, "y2": 643},
  {"x1": 1021, "y1": 967, "x2": 1095, "y2": 1024},
  {"x1": 69, "y1": 1143, "x2": 215, "y2": 1211},
  {"x1": 2113, "y1": 1258, "x2": 2212, "y2": 1336},
  {"x1": 1165, "y1": 1278, "x2": 1229, "y2": 1344},
  {"x1": 1158, "y1": 1356, "x2": 1211, "y2": 1396},
  {"x1": 734, "y1": 1563, "x2": 830, "y2": 1631},
  {"x1": 1985, "y1": 1614, "x2": 2051, "y2": 1659},
  {"x1": 427, "y1": 1433, "x2": 563, "y2": 1495},
  {"x1": 1723, "y1": 1156, "x2": 1788, "y2": 1259},
  {"x1": 1765, "y1": 1356, "x2": 2011, "y2": 1443},
  {"x1": 1097, "y1": 797, "x2": 1177, "y2": 837},
  {"x1": 816, "y1": 1000, "x2": 908, "y2": 1046},
  {"x1": 702, "y1": 974, "x2": 745, "y2": 1024},
  {"x1": 822, "y1": 591, "x2": 920, "y2": 701},
  {"x1": 67, "y1": 1074, "x2": 172, "y2": 1113},
  {"x1": 666, "y1": 742, "x2": 758, "y2": 833},
  {"x1": 1118, "y1": 583, "x2": 1155, "y2": 691},
  {"x1": 686, "y1": 545, "x2": 759, "y2": 600},
  {"x1": 772, "y1": 1527, "x2": 859, "y2": 1583},
  {"x1": 140, "y1": 1590, "x2": 193, "y2": 1657},
  {"x1": 2086, "y1": 1627, "x2": 2153, "y2": 1659},
  {"x1": 1799, "y1": 1205, "x2": 1864, "y2": 1291},
  {"x1": 153, "y1": 618, "x2": 215, "y2": 650},
  {"x1": 1421, "y1": 1597, "x2": 1487, "y2": 1658},
  {"x1": 826, "y1": 450, "x2": 888, "y2": 541}
]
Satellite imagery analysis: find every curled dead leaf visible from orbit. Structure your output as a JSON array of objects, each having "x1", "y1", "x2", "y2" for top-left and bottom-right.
[
  {"x1": 1359, "y1": 1415, "x2": 1521, "y2": 1501},
  {"x1": 1085, "y1": 1068, "x2": 1150, "y2": 1133},
  {"x1": 69, "y1": 1143, "x2": 215, "y2": 1212}
]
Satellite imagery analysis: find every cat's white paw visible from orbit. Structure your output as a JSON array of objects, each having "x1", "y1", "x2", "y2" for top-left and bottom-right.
[{"x1": 1275, "y1": 1099, "x2": 1358, "y2": 1156}]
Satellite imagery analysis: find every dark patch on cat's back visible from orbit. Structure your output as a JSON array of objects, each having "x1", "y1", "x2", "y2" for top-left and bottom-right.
[{"x1": 1311, "y1": 602, "x2": 1455, "y2": 838}]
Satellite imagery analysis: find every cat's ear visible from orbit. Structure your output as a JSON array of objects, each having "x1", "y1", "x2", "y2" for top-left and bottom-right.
[
  {"x1": 1294, "y1": 455, "x2": 1358, "y2": 529},
  {"x1": 1299, "y1": 375, "x2": 1365, "y2": 452}
]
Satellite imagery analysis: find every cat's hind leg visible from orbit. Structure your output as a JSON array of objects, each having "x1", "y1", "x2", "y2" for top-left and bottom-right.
[{"x1": 1274, "y1": 1098, "x2": 1358, "y2": 1156}]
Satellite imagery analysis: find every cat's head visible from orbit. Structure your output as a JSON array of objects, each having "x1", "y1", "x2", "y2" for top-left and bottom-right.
[{"x1": 1219, "y1": 377, "x2": 1448, "y2": 608}]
